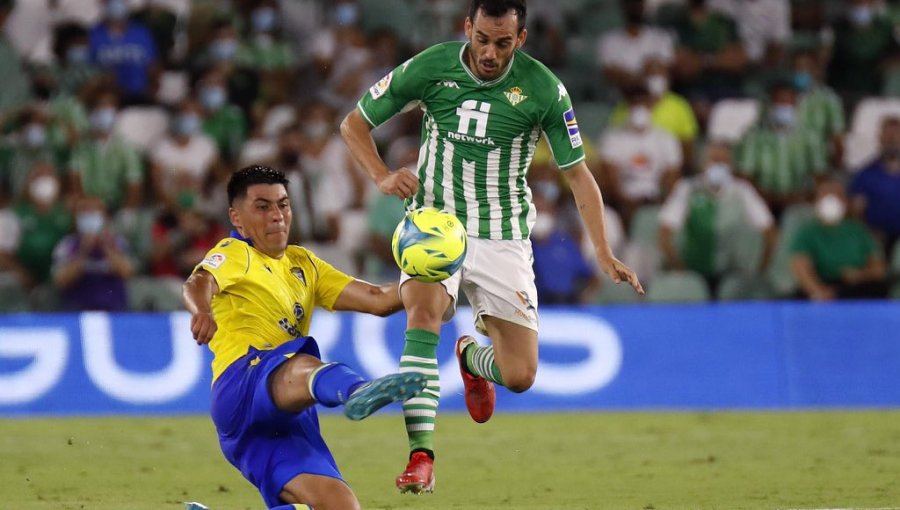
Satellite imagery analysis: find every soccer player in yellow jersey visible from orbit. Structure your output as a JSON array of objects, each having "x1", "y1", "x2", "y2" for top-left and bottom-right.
[{"x1": 183, "y1": 165, "x2": 427, "y2": 510}]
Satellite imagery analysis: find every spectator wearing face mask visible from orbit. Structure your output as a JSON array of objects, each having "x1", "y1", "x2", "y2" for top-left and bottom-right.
[
  {"x1": 659, "y1": 142, "x2": 776, "y2": 288},
  {"x1": 52, "y1": 23, "x2": 102, "y2": 97},
  {"x1": 828, "y1": 0, "x2": 900, "y2": 105},
  {"x1": 530, "y1": 176, "x2": 600, "y2": 304},
  {"x1": 52, "y1": 195, "x2": 135, "y2": 311},
  {"x1": 790, "y1": 177, "x2": 887, "y2": 301},
  {"x1": 792, "y1": 49, "x2": 846, "y2": 166},
  {"x1": 0, "y1": 107, "x2": 57, "y2": 201},
  {"x1": 735, "y1": 79, "x2": 827, "y2": 216},
  {"x1": 607, "y1": 59, "x2": 698, "y2": 170},
  {"x1": 69, "y1": 89, "x2": 143, "y2": 213},
  {"x1": 89, "y1": 0, "x2": 160, "y2": 105},
  {"x1": 598, "y1": 0, "x2": 675, "y2": 89},
  {"x1": 598, "y1": 85, "x2": 682, "y2": 225},
  {"x1": 150, "y1": 98, "x2": 219, "y2": 211},
  {"x1": 0, "y1": 162, "x2": 72, "y2": 290},
  {"x1": 850, "y1": 116, "x2": 900, "y2": 251},
  {"x1": 198, "y1": 68, "x2": 247, "y2": 163},
  {"x1": 235, "y1": 0, "x2": 297, "y2": 72}
]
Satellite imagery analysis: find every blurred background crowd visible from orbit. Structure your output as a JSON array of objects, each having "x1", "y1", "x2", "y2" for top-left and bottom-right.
[{"x1": 0, "y1": 0, "x2": 899, "y2": 312}]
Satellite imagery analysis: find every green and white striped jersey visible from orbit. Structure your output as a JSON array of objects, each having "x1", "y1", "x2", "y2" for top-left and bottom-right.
[{"x1": 358, "y1": 41, "x2": 586, "y2": 240}]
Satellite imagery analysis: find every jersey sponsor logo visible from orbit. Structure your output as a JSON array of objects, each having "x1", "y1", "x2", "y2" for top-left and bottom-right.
[
  {"x1": 504, "y1": 86, "x2": 528, "y2": 106},
  {"x1": 369, "y1": 71, "x2": 393, "y2": 100},
  {"x1": 201, "y1": 253, "x2": 226, "y2": 269},
  {"x1": 455, "y1": 100, "x2": 492, "y2": 138},
  {"x1": 439, "y1": 80, "x2": 459, "y2": 89},
  {"x1": 558, "y1": 83, "x2": 569, "y2": 102},
  {"x1": 563, "y1": 108, "x2": 583, "y2": 148},
  {"x1": 446, "y1": 131, "x2": 496, "y2": 145}
]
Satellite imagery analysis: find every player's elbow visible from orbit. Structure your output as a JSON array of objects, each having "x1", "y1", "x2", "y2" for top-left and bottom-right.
[{"x1": 340, "y1": 111, "x2": 361, "y2": 142}]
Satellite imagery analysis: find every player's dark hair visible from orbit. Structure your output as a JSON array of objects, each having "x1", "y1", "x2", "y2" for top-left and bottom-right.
[
  {"x1": 468, "y1": 0, "x2": 527, "y2": 33},
  {"x1": 227, "y1": 165, "x2": 289, "y2": 206}
]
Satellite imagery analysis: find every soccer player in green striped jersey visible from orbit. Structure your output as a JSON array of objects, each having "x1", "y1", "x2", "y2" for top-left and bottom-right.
[{"x1": 342, "y1": 0, "x2": 644, "y2": 494}]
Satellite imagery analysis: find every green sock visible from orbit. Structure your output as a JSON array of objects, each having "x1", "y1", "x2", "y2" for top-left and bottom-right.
[
  {"x1": 401, "y1": 328, "x2": 440, "y2": 453},
  {"x1": 464, "y1": 344, "x2": 505, "y2": 385}
]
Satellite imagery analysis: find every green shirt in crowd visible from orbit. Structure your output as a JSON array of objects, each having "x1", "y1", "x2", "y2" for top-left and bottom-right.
[
  {"x1": 798, "y1": 85, "x2": 846, "y2": 138},
  {"x1": 203, "y1": 105, "x2": 247, "y2": 162},
  {"x1": 13, "y1": 202, "x2": 72, "y2": 283},
  {"x1": 790, "y1": 218, "x2": 879, "y2": 283},
  {"x1": 736, "y1": 125, "x2": 827, "y2": 195},
  {"x1": 69, "y1": 136, "x2": 144, "y2": 210}
]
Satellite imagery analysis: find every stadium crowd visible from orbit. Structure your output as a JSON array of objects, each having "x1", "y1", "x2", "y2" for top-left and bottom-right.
[{"x1": 0, "y1": 0, "x2": 899, "y2": 312}]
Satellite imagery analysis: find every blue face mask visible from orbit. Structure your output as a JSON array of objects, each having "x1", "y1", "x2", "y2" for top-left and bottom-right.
[
  {"x1": 90, "y1": 107, "x2": 117, "y2": 133},
  {"x1": 334, "y1": 4, "x2": 359, "y2": 26},
  {"x1": 793, "y1": 71, "x2": 813, "y2": 91},
  {"x1": 66, "y1": 45, "x2": 90, "y2": 65},
  {"x1": 210, "y1": 38, "x2": 238, "y2": 61},
  {"x1": 200, "y1": 86, "x2": 227, "y2": 111},
  {"x1": 849, "y1": 5, "x2": 873, "y2": 27},
  {"x1": 106, "y1": 0, "x2": 130, "y2": 21},
  {"x1": 771, "y1": 104, "x2": 796, "y2": 129},
  {"x1": 174, "y1": 114, "x2": 201, "y2": 136},
  {"x1": 251, "y1": 7, "x2": 277, "y2": 33},
  {"x1": 23, "y1": 124, "x2": 47, "y2": 147}
]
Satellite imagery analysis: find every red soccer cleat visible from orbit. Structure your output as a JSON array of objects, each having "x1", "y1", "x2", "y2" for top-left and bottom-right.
[
  {"x1": 395, "y1": 451, "x2": 435, "y2": 494},
  {"x1": 455, "y1": 335, "x2": 496, "y2": 423}
]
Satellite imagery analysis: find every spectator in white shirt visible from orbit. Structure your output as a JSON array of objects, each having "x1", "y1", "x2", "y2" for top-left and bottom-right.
[
  {"x1": 709, "y1": 0, "x2": 791, "y2": 66},
  {"x1": 598, "y1": 0, "x2": 675, "y2": 89}
]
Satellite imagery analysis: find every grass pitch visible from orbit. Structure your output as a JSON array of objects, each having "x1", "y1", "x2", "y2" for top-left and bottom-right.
[{"x1": 2, "y1": 411, "x2": 899, "y2": 510}]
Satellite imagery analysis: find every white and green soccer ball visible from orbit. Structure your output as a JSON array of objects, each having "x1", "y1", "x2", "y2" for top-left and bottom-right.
[{"x1": 391, "y1": 207, "x2": 467, "y2": 283}]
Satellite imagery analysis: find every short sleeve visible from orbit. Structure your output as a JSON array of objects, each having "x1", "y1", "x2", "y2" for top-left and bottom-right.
[
  {"x1": 789, "y1": 222, "x2": 814, "y2": 256},
  {"x1": 357, "y1": 55, "x2": 428, "y2": 128},
  {"x1": 193, "y1": 239, "x2": 250, "y2": 292},
  {"x1": 121, "y1": 143, "x2": 144, "y2": 183},
  {"x1": 541, "y1": 82, "x2": 586, "y2": 170},
  {"x1": 658, "y1": 180, "x2": 692, "y2": 229},
  {"x1": 737, "y1": 182, "x2": 774, "y2": 230},
  {"x1": 308, "y1": 251, "x2": 354, "y2": 311}
]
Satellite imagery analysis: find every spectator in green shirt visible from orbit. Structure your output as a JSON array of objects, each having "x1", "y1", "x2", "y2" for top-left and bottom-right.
[
  {"x1": 0, "y1": 107, "x2": 58, "y2": 201},
  {"x1": 198, "y1": 68, "x2": 247, "y2": 164},
  {"x1": 10, "y1": 162, "x2": 72, "y2": 287},
  {"x1": 68, "y1": 89, "x2": 144, "y2": 212},
  {"x1": 52, "y1": 23, "x2": 103, "y2": 97},
  {"x1": 235, "y1": 0, "x2": 297, "y2": 72},
  {"x1": 791, "y1": 177, "x2": 887, "y2": 301},
  {"x1": 792, "y1": 49, "x2": 846, "y2": 167},
  {"x1": 736, "y1": 80, "x2": 827, "y2": 216}
]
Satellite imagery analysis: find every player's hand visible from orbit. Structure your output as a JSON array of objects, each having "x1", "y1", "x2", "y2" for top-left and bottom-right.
[
  {"x1": 598, "y1": 254, "x2": 644, "y2": 295},
  {"x1": 378, "y1": 168, "x2": 419, "y2": 199},
  {"x1": 191, "y1": 312, "x2": 217, "y2": 345}
]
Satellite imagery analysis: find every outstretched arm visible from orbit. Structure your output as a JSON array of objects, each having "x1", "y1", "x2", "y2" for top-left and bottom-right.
[
  {"x1": 183, "y1": 269, "x2": 220, "y2": 345},
  {"x1": 563, "y1": 161, "x2": 644, "y2": 295},
  {"x1": 332, "y1": 280, "x2": 403, "y2": 317},
  {"x1": 340, "y1": 109, "x2": 419, "y2": 199}
]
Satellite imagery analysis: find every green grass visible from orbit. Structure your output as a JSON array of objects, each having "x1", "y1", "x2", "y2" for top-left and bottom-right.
[{"x1": 2, "y1": 411, "x2": 900, "y2": 510}]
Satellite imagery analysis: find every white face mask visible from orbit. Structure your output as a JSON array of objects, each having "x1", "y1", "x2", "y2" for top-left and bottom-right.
[
  {"x1": 705, "y1": 163, "x2": 733, "y2": 190},
  {"x1": 629, "y1": 106, "x2": 651, "y2": 130},
  {"x1": 647, "y1": 75, "x2": 668, "y2": 97},
  {"x1": 77, "y1": 211, "x2": 105, "y2": 235},
  {"x1": 29, "y1": 175, "x2": 60, "y2": 204},
  {"x1": 531, "y1": 213, "x2": 555, "y2": 239},
  {"x1": 815, "y1": 193, "x2": 846, "y2": 224}
]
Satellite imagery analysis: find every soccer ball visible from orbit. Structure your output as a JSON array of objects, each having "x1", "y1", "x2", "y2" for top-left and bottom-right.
[{"x1": 391, "y1": 208, "x2": 467, "y2": 283}]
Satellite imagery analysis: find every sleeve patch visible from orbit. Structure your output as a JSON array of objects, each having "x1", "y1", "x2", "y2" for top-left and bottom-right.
[
  {"x1": 201, "y1": 253, "x2": 226, "y2": 269},
  {"x1": 563, "y1": 108, "x2": 583, "y2": 148},
  {"x1": 369, "y1": 71, "x2": 393, "y2": 100}
]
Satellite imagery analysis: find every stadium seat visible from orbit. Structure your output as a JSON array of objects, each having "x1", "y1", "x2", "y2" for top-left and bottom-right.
[
  {"x1": 114, "y1": 107, "x2": 170, "y2": 153},
  {"x1": 629, "y1": 205, "x2": 661, "y2": 247},
  {"x1": 0, "y1": 273, "x2": 29, "y2": 312},
  {"x1": 127, "y1": 276, "x2": 184, "y2": 312},
  {"x1": 844, "y1": 97, "x2": 900, "y2": 171},
  {"x1": 767, "y1": 203, "x2": 815, "y2": 297},
  {"x1": 707, "y1": 99, "x2": 760, "y2": 143},
  {"x1": 156, "y1": 70, "x2": 189, "y2": 106},
  {"x1": 720, "y1": 224, "x2": 764, "y2": 274},
  {"x1": 594, "y1": 279, "x2": 643, "y2": 305},
  {"x1": 717, "y1": 272, "x2": 776, "y2": 301},
  {"x1": 646, "y1": 270, "x2": 710, "y2": 303}
]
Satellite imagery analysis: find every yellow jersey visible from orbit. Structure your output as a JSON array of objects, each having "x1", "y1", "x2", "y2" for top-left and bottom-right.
[{"x1": 194, "y1": 237, "x2": 354, "y2": 381}]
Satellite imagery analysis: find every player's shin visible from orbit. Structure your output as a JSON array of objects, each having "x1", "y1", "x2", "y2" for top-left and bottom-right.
[
  {"x1": 308, "y1": 362, "x2": 366, "y2": 407},
  {"x1": 400, "y1": 328, "x2": 440, "y2": 455}
]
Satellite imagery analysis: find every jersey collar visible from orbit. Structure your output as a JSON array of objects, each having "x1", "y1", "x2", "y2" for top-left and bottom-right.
[
  {"x1": 458, "y1": 43, "x2": 515, "y2": 87},
  {"x1": 229, "y1": 229, "x2": 253, "y2": 247}
]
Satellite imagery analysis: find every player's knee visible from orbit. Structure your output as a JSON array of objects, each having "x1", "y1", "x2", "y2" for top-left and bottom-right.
[
  {"x1": 504, "y1": 366, "x2": 536, "y2": 393},
  {"x1": 405, "y1": 302, "x2": 444, "y2": 329}
]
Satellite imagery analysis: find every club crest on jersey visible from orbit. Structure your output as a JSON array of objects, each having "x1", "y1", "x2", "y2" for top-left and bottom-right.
[
  {"x1": 504, "y1": 86, "x2": 528, "y2": 106},
  {"x1": 563, "y1": 108, "x2": 583, "y2": 148},
  {"x1": 291, "y1": 267, "x2": 306, "y2": 286},
  {"x1": 369, "y1": 71, "x2": 393, "y2": 100}
]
